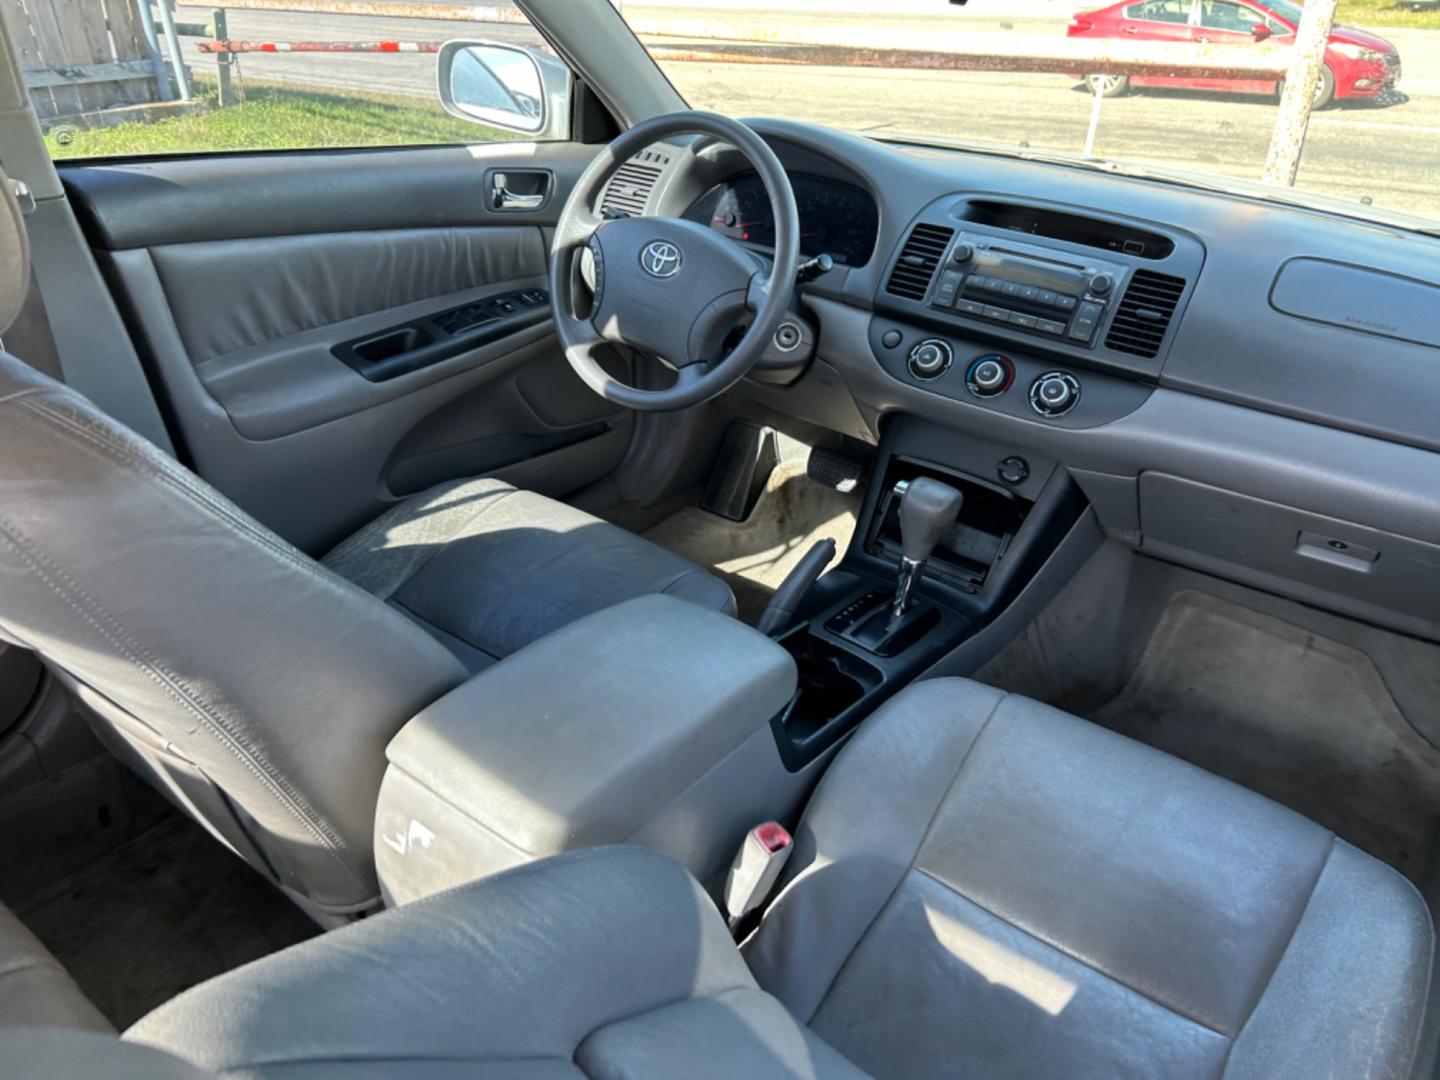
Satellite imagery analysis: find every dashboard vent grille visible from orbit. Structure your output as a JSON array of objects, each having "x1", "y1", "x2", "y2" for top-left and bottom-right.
[
  {"x1": 601, "y1": 161, "x2": 663, "y2": 218},
  {"x1": 1105, "y1": 270, "x2": 1186, "y2": 358},
  {"x1": 886, "y1": 223, "x2": 954, "y2": 300}
]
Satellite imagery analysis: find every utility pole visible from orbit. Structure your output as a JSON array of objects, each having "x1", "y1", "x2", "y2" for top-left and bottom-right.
[{"x1": 1262, "y1": 0, "x2": 1339, "y2": 187}]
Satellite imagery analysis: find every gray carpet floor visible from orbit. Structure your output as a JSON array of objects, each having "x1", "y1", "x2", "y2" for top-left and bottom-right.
[
  {"x1": 644, "y1": 459, "x2": 861, "y2": 624},
  {"x1": 16, "y1": 813, "x2": 318, "y2": 1028},
  {"x1": 1088, "y1": 590, "x2": 1440, "y2": 883}
]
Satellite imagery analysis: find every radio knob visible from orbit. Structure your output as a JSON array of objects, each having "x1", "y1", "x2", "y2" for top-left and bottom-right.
[
  {"x1": 951, "y1": 242, "x2": 975, "y2": 265},
  {"x1": 1030, "y1": 371, "x2": 1081, "y2": 417},
  {"x1": 1089, "y1": 273, "x2": 1113, "y2": 296},
  {"x1": 908, "y1": 338, "x2": 952, "y2": 379},
  {"x1": 966, "y1": 354, "x2": 1012, "y2": 398}
]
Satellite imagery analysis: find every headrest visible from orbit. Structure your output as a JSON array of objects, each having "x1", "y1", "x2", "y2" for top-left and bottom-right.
[{"x1": 0, "y1": 166, "x2": 31, "y2": 335}]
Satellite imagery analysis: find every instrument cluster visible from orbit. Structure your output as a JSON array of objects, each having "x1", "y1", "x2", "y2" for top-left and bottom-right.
[{"x1": 682, "y1": 171, "x2": 879, "y2": 266}]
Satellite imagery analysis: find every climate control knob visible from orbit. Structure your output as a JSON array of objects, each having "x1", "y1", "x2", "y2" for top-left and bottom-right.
[
  {"x1": 1029, "y1": 371, "x2": 1081, "y2": 417},
  {"x1": 965, "y1": 354, "x2": 1012, "y2": 398},
  {"x1": 908, "y1": 338, "x2": 953, "y2": 379}
]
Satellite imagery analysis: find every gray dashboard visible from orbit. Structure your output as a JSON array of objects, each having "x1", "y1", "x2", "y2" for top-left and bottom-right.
[{"x1": 634, "y1": 118, "x2": 1440, "y2": 642}]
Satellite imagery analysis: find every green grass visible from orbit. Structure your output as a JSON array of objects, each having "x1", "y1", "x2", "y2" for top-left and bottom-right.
[
  {"x1": 46, "y1": 78, "x2": 501, "y2": 160},
  {"x1": 1337, "y1": 0, "x2": 1440, "y2": 28}
]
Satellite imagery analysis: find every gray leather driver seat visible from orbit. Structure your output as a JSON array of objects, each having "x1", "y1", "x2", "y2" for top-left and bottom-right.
[
  {"x1": 7, "y1": 679, "x2": 1430, "y2": 1079},
  {"x1": 0, "y1": 173, "x2": 732, "y2": 917}
]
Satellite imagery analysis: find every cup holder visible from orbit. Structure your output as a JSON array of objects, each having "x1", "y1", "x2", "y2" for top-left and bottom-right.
[{"x1": 777, "y1": 630, "x2": 883, "y2": 744}]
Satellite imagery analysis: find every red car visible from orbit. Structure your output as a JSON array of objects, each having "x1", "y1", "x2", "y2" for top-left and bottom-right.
[{"x1": 1068, "y1": 0, "x2": 1402, "y2": 107}]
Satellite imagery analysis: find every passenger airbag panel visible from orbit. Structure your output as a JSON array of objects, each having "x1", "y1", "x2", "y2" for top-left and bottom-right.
[{"x1": 1270, "y1": 258, "x2": 1440, "y2": 349}]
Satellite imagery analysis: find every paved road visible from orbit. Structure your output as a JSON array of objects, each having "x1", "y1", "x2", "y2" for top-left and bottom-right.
[{"x1": 171, "y1": 5, "x2": 1440, "y2": 221}]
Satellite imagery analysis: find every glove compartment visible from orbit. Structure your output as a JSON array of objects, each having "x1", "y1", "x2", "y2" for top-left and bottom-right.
[{"x1": 1138, "y1": 473, "x2": 1440, "y2": 642}]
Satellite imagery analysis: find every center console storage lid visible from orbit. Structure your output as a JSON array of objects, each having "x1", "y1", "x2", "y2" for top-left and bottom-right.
[{"x1": 384, "y1": 594, "x2": 797, "y2": 857}]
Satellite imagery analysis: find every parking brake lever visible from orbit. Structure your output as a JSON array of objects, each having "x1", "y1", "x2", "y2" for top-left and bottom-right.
[
  {"x1": 892, "y1": 478, "x2": 964, "y2": 620},
  {"x1": 757, "y1": 538, "x2": 836, "y2": 637}
]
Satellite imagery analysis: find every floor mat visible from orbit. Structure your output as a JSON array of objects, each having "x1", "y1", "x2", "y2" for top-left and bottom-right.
[
  {"x1": 1089, "y1": 590, "x2": 1440, "y2": 883},
  {"x1": 643, "y1": 460, "x2": 860, "y2": 624},
  {"x1": 16, "y1": 813, "x2": 319, "y2": 1028}
]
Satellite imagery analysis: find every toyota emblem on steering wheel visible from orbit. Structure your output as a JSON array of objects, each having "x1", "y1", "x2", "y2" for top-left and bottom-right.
[{"x1": 640, "y1": 240, "x2": 683, "y2": 278}]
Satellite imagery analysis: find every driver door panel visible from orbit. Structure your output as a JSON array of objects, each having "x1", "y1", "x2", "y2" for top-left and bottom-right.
[{"x1": 63, "y1": 143, "x2": 628, "y2": 554}]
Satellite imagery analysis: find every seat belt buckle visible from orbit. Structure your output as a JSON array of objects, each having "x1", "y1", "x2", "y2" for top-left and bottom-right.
[{"x1": 724, "y1": 821, "x2": 793, "y2": 923}]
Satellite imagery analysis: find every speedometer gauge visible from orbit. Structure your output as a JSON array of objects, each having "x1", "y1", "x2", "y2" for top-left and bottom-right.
[{"x1": 684, "y1": 172, "x2": 878, "y2": 265}]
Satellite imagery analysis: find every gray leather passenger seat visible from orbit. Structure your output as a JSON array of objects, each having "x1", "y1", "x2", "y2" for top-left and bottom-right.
[{"x1": 7, "y1": 679, "x2": 1428, "y2": 1079}]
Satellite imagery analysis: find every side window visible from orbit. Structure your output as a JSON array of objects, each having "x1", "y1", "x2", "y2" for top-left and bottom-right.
[
  {"x1": 1199, "y1": 1, "x2": 1268, "y2": 31},
  {"x1": 1129, "y1": 0, "x2": 1192, "y2": 25},
  {"x1": 4, "y1": 1, "x2": 567, "y2": 160}
]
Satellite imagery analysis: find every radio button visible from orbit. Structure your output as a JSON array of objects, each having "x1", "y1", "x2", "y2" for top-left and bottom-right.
[
  {"x1": 1019, "y1": 285, "x2": 1040, "y2": 302},
  {"x1": 982, "y1": 304, "x2": 1011, "y2": 322},
  {"x1": 932, "y1": 269, "x2": 965, "y2": 308},
  {"x1": 1000, "y1": 282, "x2": 1023, "y2": 298},
  {"x1": 1009, "y1": 312, "x2": 1038, "y2": 329},
  {"x1": 951, "y1": 242, "x2": 975, "y2": 264},
  {"x1": 1036, "y1": 289, "x2": 1058, "y2": 307},
  {"x1": 1054, "y1": 295, "x2": 1078, "y2": 312},
  {"x1": 1069, "y1": 300, "x2": 1105, "y2": 342},
  {"x1": 1089, "y1": 273, "x2": 1114, "y2": 296},
  {"x1": 1036, "y1": 318, "x2": 1067, "y2": 335},
  {"x1": 956, "y1": 299, "x2": 985, "y2": 316}
]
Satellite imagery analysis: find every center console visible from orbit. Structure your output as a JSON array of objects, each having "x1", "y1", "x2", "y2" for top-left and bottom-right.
[
  {"x1": 374, "y1": 594, "x2": 805, "y2": 905},
  {"x1": 373, "y1": 422, "x2": 1095, "y2": 905},
  {"x1": 766, "y1": 418, "x2": 1090, "y2": 770}
]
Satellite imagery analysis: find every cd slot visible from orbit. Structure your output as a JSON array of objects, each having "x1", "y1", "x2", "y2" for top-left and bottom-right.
[{"x1": 987, "y1": 245, "x2": 1086, "y2": 272}]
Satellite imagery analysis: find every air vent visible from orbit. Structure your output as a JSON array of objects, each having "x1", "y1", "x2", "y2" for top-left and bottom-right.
[
  {"x1": 886, "y1": 223, "x2": 955, "y2": 301},
  {"x1": 1104, "y1": 270, "x2": 1186, "y2": 358},
  {"x1": 600, "y1": 161, "x2": 663, "y2": 218}
]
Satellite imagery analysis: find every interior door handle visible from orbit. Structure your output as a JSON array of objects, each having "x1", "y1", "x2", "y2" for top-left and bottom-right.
[{"x1": 492, "y1": 172, "x2": 546, "y2": 211}]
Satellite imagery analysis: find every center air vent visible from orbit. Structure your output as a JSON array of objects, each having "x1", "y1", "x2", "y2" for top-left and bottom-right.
[
  {"x1": 1104, "y1": 270, "x2": 1186, "y2": 358},
  {"x1": 886, "y1": 223, "x2": 955, "y2": 301},
  {"x1": 600, "y1": 160, "x2": 663, "y2": 218}
]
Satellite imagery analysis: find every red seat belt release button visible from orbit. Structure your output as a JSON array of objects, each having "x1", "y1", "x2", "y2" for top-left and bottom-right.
[{"x1": 724, "y1": 821, "x2": 793, "y2": 921}]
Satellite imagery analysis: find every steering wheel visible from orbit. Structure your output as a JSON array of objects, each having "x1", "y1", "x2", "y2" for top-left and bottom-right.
[{"x1": 548, "y1": 111, "x2": 800, "y2": 412}]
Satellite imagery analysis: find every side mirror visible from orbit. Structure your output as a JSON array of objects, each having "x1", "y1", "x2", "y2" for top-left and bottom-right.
[
  {"x1": 436, "y1": 41, "x2": 571, "y2": 140},
  {"x1": 1251, "y1": 23, "x2": 1273, "y2": 41}
]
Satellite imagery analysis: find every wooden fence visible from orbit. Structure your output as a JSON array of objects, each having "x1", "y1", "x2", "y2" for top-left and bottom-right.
[{"x1": 0, "y1": 0, "x2": 160, "y2": 120}]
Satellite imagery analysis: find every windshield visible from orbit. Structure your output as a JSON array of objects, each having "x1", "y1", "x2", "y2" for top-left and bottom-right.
[{"x1": 620, "y1": 0, "x2": 1437, "y2": 231}]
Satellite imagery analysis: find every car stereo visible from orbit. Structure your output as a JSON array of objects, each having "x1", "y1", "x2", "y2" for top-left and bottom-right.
[{"x1": 927, "y1": 231, "x2": 1129, "y2": 347}]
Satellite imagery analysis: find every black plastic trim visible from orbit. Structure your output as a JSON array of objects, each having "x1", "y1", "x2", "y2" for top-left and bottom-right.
[{"x1": 333, "y1": 288, "x2": 550, "y2": 383}]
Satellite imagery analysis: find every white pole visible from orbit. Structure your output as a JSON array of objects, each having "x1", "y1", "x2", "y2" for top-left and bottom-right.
[
  {"x1": 153, "y1": 0, "x2": 192, "y2": 102},
  {"x1": 1083, "y1": 78, "x2": 1106, "y2": 157},
  {"x1": 135, "y1": 0, "x2": 174, "y2": 102},
  {"x1": 1262, "y1": 0, "x2": 1339, "y2": 187}
]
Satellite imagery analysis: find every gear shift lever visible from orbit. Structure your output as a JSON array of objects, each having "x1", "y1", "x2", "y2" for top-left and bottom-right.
[{"x1": 892, "y1": 477, "x2": 964, "y2": 619}]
